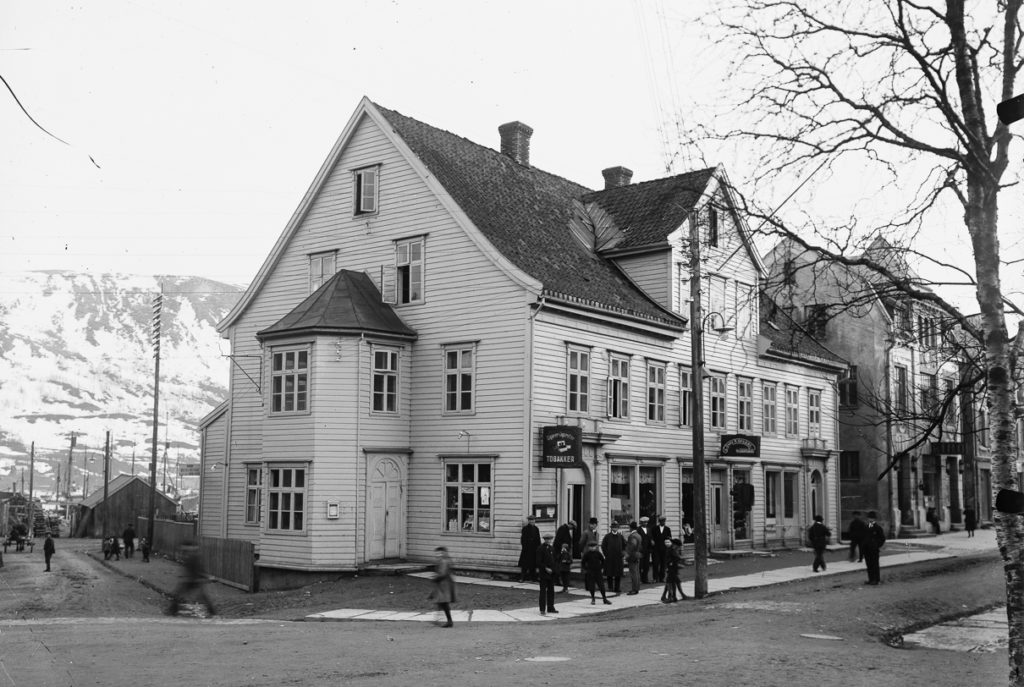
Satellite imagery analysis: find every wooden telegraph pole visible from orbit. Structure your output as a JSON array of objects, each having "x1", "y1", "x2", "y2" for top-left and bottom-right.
[{"x1": 148, "y1": 291, "x2": 163, "y2": 547}]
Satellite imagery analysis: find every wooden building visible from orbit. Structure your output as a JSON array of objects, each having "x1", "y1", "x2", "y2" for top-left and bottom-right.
[
  {"x1": 200, "y1": 98, "x2": 845, "y2": 588},
  {"x1": 74, "y1": 475, "x2": 177, "y2": 538}
]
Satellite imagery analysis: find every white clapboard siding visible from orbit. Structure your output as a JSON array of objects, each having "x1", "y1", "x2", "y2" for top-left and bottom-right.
[{"x1": 613, "y1": 252, "x2": 672, "y2": 308}]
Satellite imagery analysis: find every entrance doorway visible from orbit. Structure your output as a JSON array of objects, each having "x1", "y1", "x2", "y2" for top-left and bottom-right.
[
  {"x1": 367, "y1": 456, "x2": 405, "y2": 561},
  {"x1": 562, "y1": 468, "x2": 587, "y2": 556},
  {"x1": 710, "y1": 469, "x2": 730, "y2": 549}
]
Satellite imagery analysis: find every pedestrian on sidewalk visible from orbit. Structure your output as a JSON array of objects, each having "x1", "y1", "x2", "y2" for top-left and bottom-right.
[
  {"x1": 536, "y1": 533, "x2": 557, "y2": 615},
  {"x1": 140, "y1": 537, "x2": 151, "y2": 562},
  {"x1": 637, "y1": 516, "x2": 652, "y2": 583},
  {"x1": 581, "y1": 541, "x2": 611, "y2": 605},
  {"x1": 847, "y1": 511, "x2": 866, "y2": 562},
  {"x1": 109, "y1": 535, "x2": 121, "y2": 561},
  {"x1": 807, "y1": 514, "x2": 831, "y2": 572},
  {"x1": 122, "y1": 524, "x2": 136, "y2": 559},
  {"x1": 861, "y1": 511, "x2": 886, "y2": 585},
  {"x1": 430, "y1": 546, "x2": 456, "y2": 628},
  {"x1": 517, "y1": 514, "x2": 540, "y2": 582},
  {"x1": 625, "y1": 521, "x2": 643, "y2": 595},
  {"x1": 667, "y1": 538, "x2": 687, "y2": 601},
  {"x1": 601, "y1": 521, "x2": 626, "y2": 594},
  {"x1": 43, "y1": 532, "x2": 55, "y2": 572},
  {"x1": 651, "y1": 516, "x2": 671, "y2": 583},
  {"x1": 556, "y1": 542, "x2": 573, "y2": 593},
  {"x1": 964, "y1": 507, "x2": 977, "y2": 537}
]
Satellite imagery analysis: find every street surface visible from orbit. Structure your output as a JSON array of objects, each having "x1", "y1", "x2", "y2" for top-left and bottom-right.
[{"x1": 0, "y1": 536, "x2": 1010, "y2": 687}]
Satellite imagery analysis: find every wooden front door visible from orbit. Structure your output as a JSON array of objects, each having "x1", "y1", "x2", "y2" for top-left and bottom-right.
[{"x1": 368, "y1": 457, "x2": 404, "y2": 560}]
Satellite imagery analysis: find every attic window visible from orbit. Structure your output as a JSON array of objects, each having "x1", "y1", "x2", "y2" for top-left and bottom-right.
[
  {"x1": 354, "y1": 166, "x2": 379, "y2": 215},
  {"x1": 708, "y1": 206, "x2": 719, "y2": 247}
]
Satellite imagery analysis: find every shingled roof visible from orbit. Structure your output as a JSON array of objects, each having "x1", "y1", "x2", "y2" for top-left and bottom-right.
[
  {"x1": 759, "y1": 294, "x2": 848, "y2": 368},
  {"x1": 257, "y1": 269, "x2": 417, "y2": 341},
  {"x1": 581, "y1": 169, "x2": 716, "y2": 250},
  {"x1": 374, "y1": 104, "x2": 686, "y2": 329}
]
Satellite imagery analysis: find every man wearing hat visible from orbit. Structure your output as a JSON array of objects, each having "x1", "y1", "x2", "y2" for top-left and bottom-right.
[
  {"x1": 625, "y1": 521, "x2": 644, "y2": 594},
  {"x1": 601, "y1": 521, "x2": 627, "y2": 594},
  {"x1": 536, "y1": 533, "x2": 558, "y2": 615},
  {"x1": 637, "y1": 516, "x2": 652, "y2": 583},
  {"x1": 861, "y1": 511, "x2": 886, "y2": 585},
  {"x1": 518, "y1": 515, "x2": 541, "y2": 582},
  {"x1": 650, "y1": 515, "x2": 672, "y2": 583}
]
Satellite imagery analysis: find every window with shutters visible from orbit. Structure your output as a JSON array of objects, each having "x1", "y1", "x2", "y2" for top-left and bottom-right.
[
  {"x1": 353, "y1": 166, "x2": 379, "y2": 215},
  {"x1": 245, "y1": 466, "x2": 262, "y2": 524},
  {"x1": 607, "y1": 354, "x2": 630, "y2": 419}
]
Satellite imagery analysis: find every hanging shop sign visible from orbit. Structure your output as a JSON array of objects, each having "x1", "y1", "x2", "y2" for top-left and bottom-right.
[
  {"x1": 720, "y1": 434, "x2": 761, "y2": 458},
  {"x1": 929, "y1": 441, "x2": 963, "y2": 456},
  {"x1": 542, "y1": 425, "x2": 583, "y2": 468}
]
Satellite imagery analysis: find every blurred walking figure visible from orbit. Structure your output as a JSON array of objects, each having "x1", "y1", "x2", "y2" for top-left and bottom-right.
[
  {"x1": 167, "y1": 541, "x2": 216, "y2": 616},
  {"x1": 847, "y1": 511, "x2": 866, "y2": 562},
  {"x1": 431, "y1": 546, "x2": 456, "y2": 628},
  {"x1": 140, "y1": 537, "x2": 151, "y2": 562},
  {"x1": 807, "y1": 514, "x2": 831, "y2": 572},
  {"x1": 964, "y1": 507, "x2": 977, "y2": 537},
  {"x1": 625, "y1": 521, "x2": 643, "y2": 595},
  {"x1": 43, "y1": 533, "x2": 55, "y2": 572}
]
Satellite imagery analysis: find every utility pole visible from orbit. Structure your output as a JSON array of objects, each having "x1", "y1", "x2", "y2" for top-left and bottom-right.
[
  {"x1": 65, "y1": 432, "x2": 76, "y2": 519},
  {"x1": 55, "y1": 465, "x2": 61, "y2": 520},
  {"x1": 688, "y1": 211, "x2": 710, "y2": 599},
  {"x1": 102, "y1": 431, "x2": 110, "y2": 539},
  {"x1": 148, "y1": 291, "x2": 163, "y2": 546},
  {"x1": 27, "y1": 442, "x2": 35, "y2": 536}
]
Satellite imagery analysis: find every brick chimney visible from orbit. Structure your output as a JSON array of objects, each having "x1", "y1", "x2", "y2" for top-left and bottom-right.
[
  {"x1": 498, "y1": 121, "x2": 533, "y2": 166},
  {"x1": 602, "y1": 166, "x2": 633, "y2": 189}
]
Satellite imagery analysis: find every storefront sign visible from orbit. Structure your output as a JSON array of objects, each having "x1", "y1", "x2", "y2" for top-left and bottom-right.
[
  {"x1": 930, "y1": 441, "x2": 963, "y2": 455},
  {"x1": 542, "y1": 425, "x2": 583, "y2": 468},
  {"x1": 720, "y1": 434, "x2": 761, "y2": 457}
]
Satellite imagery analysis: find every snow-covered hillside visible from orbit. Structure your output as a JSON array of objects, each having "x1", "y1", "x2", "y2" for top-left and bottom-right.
[{"x1": 0, "y1": 271, "x2": 241, "y2": 500}]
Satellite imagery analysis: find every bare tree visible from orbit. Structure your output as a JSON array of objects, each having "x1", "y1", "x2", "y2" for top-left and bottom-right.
[{"x1": 687, "y1": 1, "x2": 1023, "y2": 681}]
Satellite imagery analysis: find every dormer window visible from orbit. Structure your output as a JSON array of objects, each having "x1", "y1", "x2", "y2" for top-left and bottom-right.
[{"x1": 354, "y1": 166, "x2": 379, "y2": 215}]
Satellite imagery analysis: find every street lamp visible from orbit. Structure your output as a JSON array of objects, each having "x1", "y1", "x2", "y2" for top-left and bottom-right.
[{"x1": 687, "y1": 212, "x2": 734, "y2": 599}]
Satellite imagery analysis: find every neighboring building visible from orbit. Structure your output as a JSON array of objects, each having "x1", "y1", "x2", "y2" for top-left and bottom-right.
[
  {"x1": 73, "y1": 474, "x2": 177, "y2": 538},
  {"x1": 200, "y1": 98, "x2": 845, "y2": 588},
  {"x1": 764, "y1": 237, "x2": 985, "y2": 537}
]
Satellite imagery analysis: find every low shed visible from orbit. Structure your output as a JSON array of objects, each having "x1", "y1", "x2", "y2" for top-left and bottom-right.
[{"x1": 74, "y1": 475, "x2": 177, "y2": 538}]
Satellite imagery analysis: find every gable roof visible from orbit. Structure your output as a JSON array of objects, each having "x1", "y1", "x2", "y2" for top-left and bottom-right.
[
  {"x1": 760, "y1": 293, "x2": 848, "y2": 369},
  {"x1": 373, "y1": 103, "x2": 686, "y2": 328},
  {"x1": 79, "y1": 474, "x2": 172, "y2": 509},
  {"x1": 580, "y1": 169, "x2": 716, "y2": 250},
  {"x1": 257, "y1": 269, "x2": 416, "y2": 342}
]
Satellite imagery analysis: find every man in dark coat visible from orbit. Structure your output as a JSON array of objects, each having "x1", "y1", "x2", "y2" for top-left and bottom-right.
[
  {"x1": 807, "y1": 514, "x2": 831, "y2": 572},
  {"x1": 43, "y1": 533, "x2": 55, "y2": 572},
  {"x1": 601, "y1": 522, "x2": 627, "y2": 594},
  {"x1": 650, "y1": 515, "x2": 672, "y2": 583},
  {"x1": 122, "y1": 524, "x2": 136, "y2": 559},
  {"x1": 861, "y1": 511, "x2": 886, "y2": 585},
  {"x1": 847, "y1": 511, "x2": 867, "y2": 562},
  {"x1": 637, "y1": 516, "x2": 652, "y2": 583},
  {"x1": 625, "y1": 521, "x2": 644, "y2": 595},
  {"x1": 536, "y1": 533, "x2": 557, "y2": 615},
  {"x1": 554, "y1": 519, "x2": 576, "y2": 560},
  {"x1": 517, "y1": 515, "x2": 541, "y2": 582}
]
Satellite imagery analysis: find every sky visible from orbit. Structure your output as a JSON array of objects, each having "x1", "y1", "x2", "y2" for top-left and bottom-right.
[{"x1": 1, "y1": 1, "x2": 1021, "y2": 315}]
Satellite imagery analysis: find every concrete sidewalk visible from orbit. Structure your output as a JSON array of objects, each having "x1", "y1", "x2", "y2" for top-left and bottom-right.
[{"x1": 306, "y1": 529, "x2": 994, "y2": 624}]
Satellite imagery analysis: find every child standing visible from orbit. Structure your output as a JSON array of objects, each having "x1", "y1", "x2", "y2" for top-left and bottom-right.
[
  {"x1": 557, "y1": 542, "x2": 573, "y2": 593},
  {"x1": 662, "y1": 538, "x2": 687, "y2": 602},
  {"x1": 581, "y1": 542, "x2": 612, "y2": 605}
]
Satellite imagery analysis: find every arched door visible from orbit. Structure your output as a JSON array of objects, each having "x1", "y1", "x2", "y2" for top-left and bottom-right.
[
  {"x1": 367, "y1": 457, "x2": 405, "y2": 560},
  {"x1": 809, "y1": 469, "x2": 824, "y2": 520}
]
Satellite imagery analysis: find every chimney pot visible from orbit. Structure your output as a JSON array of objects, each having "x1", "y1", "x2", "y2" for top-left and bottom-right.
[
  {"x1": 498, "y1": 121, "x2": 533, "y2": 166},
  {"x1": 602, "y1": 166, "x2": 633, "y2": 189}
]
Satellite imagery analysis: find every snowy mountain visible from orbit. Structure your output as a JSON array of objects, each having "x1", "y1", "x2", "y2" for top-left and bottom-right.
[{"x1": 0, "y1": 271, "x2": 242, "y2": 503}]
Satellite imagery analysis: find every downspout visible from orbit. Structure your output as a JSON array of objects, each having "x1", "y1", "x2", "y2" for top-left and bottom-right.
[{"x1": 526, "y1": 297, "x2": 546, "y2": 522}]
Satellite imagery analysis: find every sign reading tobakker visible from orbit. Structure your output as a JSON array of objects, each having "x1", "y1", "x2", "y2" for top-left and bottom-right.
[
  {"x1": 542, "y1": 425, "x2": 583, "y2": 468},
  {"x1": 720, "y1": 434, "x2": 761, "y2": 458}
]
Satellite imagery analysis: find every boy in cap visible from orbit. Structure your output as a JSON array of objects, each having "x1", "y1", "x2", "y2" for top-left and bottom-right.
[{"x1": 536, "y1": 533, "x2": 558, "y2": 615}]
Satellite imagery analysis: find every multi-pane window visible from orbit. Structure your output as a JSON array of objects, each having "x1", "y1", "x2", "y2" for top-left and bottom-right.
[
  {"x1": 762, "y1": 382, "x2": 778, "y2": 434},
  {"x1": 444, "y1": 345, "x2": 474, "y2": 414},
  {"x1": 840, "y1": 450, "x2": 860, "y2": 480},
  {"x1": 679, "y1": 368, "x2": 693, "y2": 427},
  {"x1": 708, "y1": 206, "x2": 719, "y2": 247},
  {"x1": 309, "y1": 251, "x2": 337, "y2": 293},
  {"x1": 737, "y1": 377, "x2": 753, "y2": 431},
  {"x1": 395, "y1": 237, "x2": 424, "y2": 304},
  {"x1": 271, "y1": 348, "x2": 309, "y2": 413},
  {"x1": 372, "y1": 348, "x2": 399, "y2": 413},
  {"x1": 444, "y1": 462, "x2": 492, "y2": 533},
  {"x1": 785, "y1": 386, "x2": 800, "y2": 436},
  {"x1": 709, "y1": 375, "x2": 727, "y2": 430},
  {"x1": 839, "y1": 366, "x2": 859, "y2": 407},
  {"x1": 895, "y1": 365, "x2": 909, "y2": 414},
  {"x1": 567, "y1": 347, "x2": 590, "y2": 413},
  {"x1": 647, "y1": 361, "x2": 666, "y2": 422},
  {"x1": 267, "y1": 465, "x2": 306, "y2": 531},
  {"x1": 808, "y1": 389, "x2": 821, "y2": 437},
  {"x1": 354, "y1": 166, "x2": 379, "y2": 214},
  {"x1": 245, "y1": 466, "x2": 262, "y2": 524},
  {"x1": 921, "y1": 373, "x2": 938, "y2": 414},
  {"x1": 607, "y1": 355, "x2": 630, "y2": 419}
]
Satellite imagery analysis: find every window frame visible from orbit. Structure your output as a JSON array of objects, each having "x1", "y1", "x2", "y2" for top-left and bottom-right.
[
  {"x1": 353, "y1": 165, "x2": 379, "y2": 215},
  {"x1": 839, "y1": 366, "x2": 859, "y2": 408},
  {"x1": 679, "y1": 367, "x2": 693, "y2": 427},
  {"x1": 395, "y1": 236, "x2": 425, "y2": 305},
  {"x1": 270, "y1": 346, "x2": 310, "y2": 415},
  {"x1": 708, "y1": 205, "x2": 719, "y2": 247},
  {"x1": 607, "y1": 354, "x2": 630, "y2": 420},
  {"x1": 443, "y1": 459, "x2": 493, "y2": 535},
  {"x1": 266, "y1": 463, "x2": 307, "y2": 533},
  {"x1": 895, "y1": 365, "x2": 909, "y2": 414},
  {"x1": 443, "y1": 343, "x2": 476, "y2": 415},
  {"x1": 808, "y1": 389, "x2": 822, "y2": 437},
  {"x1": 371, "y1": 346, "x2": 400, "y2": 415},
  {"x1": 737, "y1": 377, "x2": 754, "y2": 432},
  {"x1": 566, "y1": 345, "x2": 591, "y2": 415},
  {"x1": 709, "y1": 374, "x2": 727, "y2": 431},
  {"x1": 308, "y1": 251, "x2": 337, "y2": 294},
  {"x1": 245, "y1": 465, "x2": 263, "y2": 525},
  {"x1": 762, "y1": 382, "x2": 778, "y2": 435},
  {"x1": 646, "y1": 360, "x2": 667, "y2": 423},
  {"x1": 839, "y1": 450, "x2": 860, "y2": 480},
  {"x1": 784, "y1": 385, "x2": 800, "y2": 436}
]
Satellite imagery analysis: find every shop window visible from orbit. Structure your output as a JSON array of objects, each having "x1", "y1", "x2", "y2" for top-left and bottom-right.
[{"x1": 444, "y1": 461, "x2": 492, "y2": 533}]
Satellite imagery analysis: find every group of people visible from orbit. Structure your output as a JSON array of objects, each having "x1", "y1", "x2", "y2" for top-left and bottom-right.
[
  {"x1": 101, "y1": 525, "x2": 151, "y2": 562},
  {"x1": 810, "y1": 510, "x2": 887, "y2": 584},
  {"x1": 518, "y1": 513, "x2": 690, "y2": 615}
]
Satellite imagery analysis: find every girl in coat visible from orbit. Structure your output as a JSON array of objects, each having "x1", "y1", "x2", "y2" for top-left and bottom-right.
[
  {"x1": 557, "y1": 543, "x2": 573, "y2": 592},
  {"x1": 431, "y1": 546, "x2": 456, "y2": 627}
]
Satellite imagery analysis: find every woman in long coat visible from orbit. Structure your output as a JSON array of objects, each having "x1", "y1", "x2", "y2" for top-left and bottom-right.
[
  {"x1": 518, "y1": 515, "x2": 541, "y2": 582},
  {"x1": 601, "y1": 522, "x2": 627, "y2": 594},
  {"x1": 431, "y1": 546, "x2": 456, "y2": 628}
]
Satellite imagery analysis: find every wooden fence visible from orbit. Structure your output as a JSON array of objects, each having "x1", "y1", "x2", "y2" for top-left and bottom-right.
[{"x1": 135, "y1": 517, "x2": 256, "y2": 591}]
